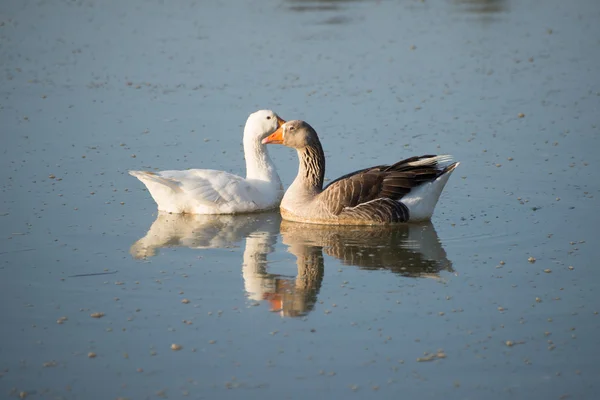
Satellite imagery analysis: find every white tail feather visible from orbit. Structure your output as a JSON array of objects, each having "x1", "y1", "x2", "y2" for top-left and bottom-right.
[
  {"x1": 129, "y1": 171, "x2": 182, "y2": 193},
  {"x1": 402, "y1": 161, "x2": 459, "y2": 221},
  {"x1": 406, "y1": 155, "x2": 454, "y2": 168}
]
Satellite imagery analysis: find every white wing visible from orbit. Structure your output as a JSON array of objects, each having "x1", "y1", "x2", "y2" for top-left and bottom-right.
[
  {"x1": 129, "y1": 169, "x2": 267, "y2": 213},
  {"x1": 159, "y1": 169, "x2": 261, "y2": 204}
]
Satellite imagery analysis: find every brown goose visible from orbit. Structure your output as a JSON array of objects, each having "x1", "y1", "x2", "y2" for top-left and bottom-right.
[{"x1": 262, "y1": 120, "x2": 459, "y2": 225}]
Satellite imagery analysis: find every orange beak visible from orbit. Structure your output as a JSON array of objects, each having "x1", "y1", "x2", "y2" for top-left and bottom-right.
[
  {"x1": 262, "y1": 124, "x2": 285, "y2": 145},
  {"x1": 276, "y1": 115, "x2": 286, "y2": 127}
]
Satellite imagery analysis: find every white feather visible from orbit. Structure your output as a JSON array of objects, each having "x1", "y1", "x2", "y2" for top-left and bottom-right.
[
  {"x1": 402, "y1": 162, "x2": 459, "y2": 221},
  {"x1": 129, "y1": 110, "x2": 285, "y2": 214},
  {"x1": 406, "y1": 155, "x2": 454, "y2": 167}
]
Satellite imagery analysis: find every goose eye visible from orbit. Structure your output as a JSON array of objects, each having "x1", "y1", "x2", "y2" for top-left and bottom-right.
[
  {"x1": 266, "y1": 116, "x2": 271, "y2": 120},
  {"x1": 289, "y1": 126, "x2": 295, "y2": 131}
]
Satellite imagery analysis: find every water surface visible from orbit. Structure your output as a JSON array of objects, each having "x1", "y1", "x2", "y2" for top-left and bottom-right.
[{"x1": 1, "y1": 0, "x2": 599, "y2": 398}]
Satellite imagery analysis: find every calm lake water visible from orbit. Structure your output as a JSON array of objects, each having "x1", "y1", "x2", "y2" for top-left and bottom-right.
[{"x1": 1, "y1": 0, "x2": 599, "y2": 398}]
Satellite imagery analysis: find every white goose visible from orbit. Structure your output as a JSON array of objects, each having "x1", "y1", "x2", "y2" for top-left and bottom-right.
[
  {"x1": 130, "y1": 110, "x2": 286, "y2": 214},
  {"x1": 262, "y1": 120, "x2": 459, "y2": 225}
]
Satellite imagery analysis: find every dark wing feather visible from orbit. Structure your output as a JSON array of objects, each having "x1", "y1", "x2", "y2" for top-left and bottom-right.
[
  {"x1": 318, "y1": 155, "x2": 454, "y2": 218},
  {"x1": 324, "y1": 165, "x2": 387, "y2": 189},
  {"x1": 338, "y1": 198, "x2": 410, "y2": 223}
]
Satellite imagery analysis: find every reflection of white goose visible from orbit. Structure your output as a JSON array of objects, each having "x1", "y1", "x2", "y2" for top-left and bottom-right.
[
  {"x1": 130, "y1": 212, "x2": 280, "y2": 259},
  {"x1": 241, "y1": 231, "x2": 278, "y2": 302},
  {"x1": 130, "y1": 213, "x2": 454, "y2": 318},
  {"x1": 242, "y1": 229, "x2": 324, "y2": 318}
]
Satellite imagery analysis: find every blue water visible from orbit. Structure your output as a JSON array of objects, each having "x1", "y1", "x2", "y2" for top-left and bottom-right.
[{"x1": 1, "y1": 0, "x2": 599, "y2": 398}]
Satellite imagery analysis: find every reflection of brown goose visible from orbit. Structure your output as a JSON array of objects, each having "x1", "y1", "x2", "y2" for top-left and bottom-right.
[
  {"x1": 243, "y1": 235, "x2": 324, "y2": 318},
  {"x1": 130, "y1": 212, "x2": 280, "y2": 259},
  {"x1": 245, "y1": 221, "x2": 454, "y2": 318},
  {"x1": 129, "y1": 212, "x2": 454, "y2": 318},
  {"x1": 280, "y1": 220, "x2": 454, "y2": 279}
]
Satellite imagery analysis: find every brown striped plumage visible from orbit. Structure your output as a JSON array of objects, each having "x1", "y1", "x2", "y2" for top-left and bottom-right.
[{"x1": 262, "y1": 120, "x2": 458, "y2": 225}]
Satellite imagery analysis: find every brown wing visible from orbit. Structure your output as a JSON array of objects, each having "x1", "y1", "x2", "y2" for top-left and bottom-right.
[
  {"x1": 337, "y1": 198, "x2": 410, "y2": 223},
  {"x1": 319, "y1": 155, "x2": 454, "y2": 218}
]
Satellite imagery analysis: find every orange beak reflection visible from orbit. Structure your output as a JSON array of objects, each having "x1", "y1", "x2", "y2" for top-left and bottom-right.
[
  {"x1": 262, "y1": 124, "x2": 285, "y2": 145},
  {"x1": 264, "y1": 293, "x2": 283, "y2": 312}
]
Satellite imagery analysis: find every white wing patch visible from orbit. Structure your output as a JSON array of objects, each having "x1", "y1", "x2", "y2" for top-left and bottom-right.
[
  {"x1": 159, "y1": 169, "x2": 258, "y2": 205},
  {"x1": 130, "y1": 168, "x2": 268, "y2": 213}
]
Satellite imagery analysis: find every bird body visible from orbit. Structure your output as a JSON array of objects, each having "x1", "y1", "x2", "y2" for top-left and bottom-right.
[
  {"x1": 262, "y1": 120, "x2": 458, "y2": 225},
  {"x1": 130, "y1": 110, "x2": 285, "y2": 214}
]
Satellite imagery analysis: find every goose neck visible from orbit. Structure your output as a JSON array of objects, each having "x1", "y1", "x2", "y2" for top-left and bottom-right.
[{"x1": 296, "y1": 142, "x2": 325, "y2": 192}]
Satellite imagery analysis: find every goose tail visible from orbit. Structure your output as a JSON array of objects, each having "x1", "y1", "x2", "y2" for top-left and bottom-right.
[
  {"x1": 402, "y1": 160, "x2": 459, "y2": 221},
  {"x1": 129, "y1": 170, "x2": 183, "y2": 212}
]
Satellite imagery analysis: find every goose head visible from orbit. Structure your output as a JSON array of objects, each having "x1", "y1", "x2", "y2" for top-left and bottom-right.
[
  {"x1": 261, "y1": 120, "x2": 319, "y2": 149},
  {"x1": 244, "y1": 110, "x2": 286, "y2": 142}
]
